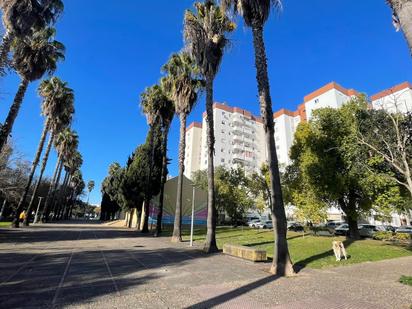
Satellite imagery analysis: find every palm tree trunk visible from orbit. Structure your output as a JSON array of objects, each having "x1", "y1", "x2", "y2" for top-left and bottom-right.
[
  {"x1": 0, "y1": 79, "x2": 29, "y2": 153},
  {"x1": 54, "y1": 171, "x2": 68, "y2": 220},
  {"x1": 172, "y1": 114, "x2": 187, "y2": 242},
  {"x1": 155, "y1": 124, "x2": 170, "y2": 237},
  {"x1": 392, "y1": 0, "x2": 412, "y2": 54},
  {"x1": 252, "y1": 25, "x2": 294, "y2": 276},
  {"x1": 203, "y1": 78, "x2": 218, "y2": 254},
  {"x1": 142, "y1": 126, "x2": 156, "y2": 233},
  {"x1": 27, "y1": 133, "x2": 54, "y2": 221},
  {"x1": 50, "y1": 163, "x2": 64, "y2": 220},
  {"x1": 12, "y1": 119, "x2": 50, "y2": 227},
  {"x1": 0, "y1": 32, "x2": 12, "y2": 75},
  {"x1": 42, "y1": 155, "x2": 62, "y2": 222}
]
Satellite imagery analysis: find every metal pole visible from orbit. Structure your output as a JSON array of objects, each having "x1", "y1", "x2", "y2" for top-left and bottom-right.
[
  {"x1": 190, "y1": 186, "x2": 195, "y2": 247},
  {"x1": 33, "y1": 197, "x2": 44, "y2": 224}
]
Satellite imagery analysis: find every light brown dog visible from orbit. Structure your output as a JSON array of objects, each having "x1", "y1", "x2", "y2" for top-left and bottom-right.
[{"x1": 332, "y1": 241, "x2": 348, "y2": 261}]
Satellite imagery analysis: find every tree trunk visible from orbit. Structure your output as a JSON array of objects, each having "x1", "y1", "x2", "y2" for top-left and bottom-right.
[
  {"x1": 42, "y1": 156, "x2": 62, "y2": 222},
  {"x1": 27, "y1": 133, "x2": 54, "y2": 220},
  {"x1": 56, "y1": 172, "x2": 69, "y2": 220},
  {"x1": 172, "y1": 114, "x2": 187, "y2": 242},
  {"x1": 347, "y1": 215, "x2": 360, "y2": 240},
  {"x1": 393, "y1": 0, "x2": 412, "y2": 55},
  {"x1": 142, "y1": 126, "x2": 156, "y2": 233},
  {"x1": 13, "y1": 119, "x2": 50, "y2": 228},
  {"x1": 0, "y1": 79, "x2": 29, "y2": 153},
  {"x1": 155, "y1": 124, "x2": 170, "y2": 237},
  {"x1": 50, "y1": 162, "x2": 64, "y2": 221},
  {"x1": 203, "y1": 77, "x2": 218, "y2": 254},
  {"x1": 252, "y1": 25, "x2": 294, "y2": 276},
  {"x1": 0, "y1": 199, "x2": 7, "y2": 221},
  {"x1": 0, "y1": 32, "x2": 12, "y2": 75}
]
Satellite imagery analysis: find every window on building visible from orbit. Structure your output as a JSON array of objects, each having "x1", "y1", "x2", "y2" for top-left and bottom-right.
[
  {"x1": 221, "y1": 159, "x2": 225, "y2": 163},
  {"x1": 315, "y1": 99, "x2": 319, "y2": 104},
  {"x1": 221, "y1": 129, "x2": 225, "y2": 133},
  {"x1": 221, "y1": 148, "x2": 224, "y2": 152},
  {"x1": 221, "y1": 120, "x2": 225, "y2": 125}
]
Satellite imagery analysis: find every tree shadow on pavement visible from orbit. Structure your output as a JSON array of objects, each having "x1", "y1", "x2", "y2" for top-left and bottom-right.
[
  {"x1": 185, "y1": 275, "x2": 280, "y2": 309},
  {"x1": 293, "y1": 238, "x2": 356, "y2": 273},
  {"x1": 0, "y1": 246, "x2": 210, "y2": 308}
]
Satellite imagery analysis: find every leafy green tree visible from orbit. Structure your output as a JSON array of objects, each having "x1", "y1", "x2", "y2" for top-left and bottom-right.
[
  {"x1": 193, "y1": 167, "x2": 253, "y2": 225},
  {"x1": 222, "y1": 0, "x2": 293, "y2": 276},
  {"x1": 0, "y1": 0, "x2": 64, "y2": 73},
  {"x1": 120, "y1": 125, "x2": 163, "y2": 231},
  {"x1": 140, "y1": 85, "x2": 170, "y2": 233},
  {"x1": 0, "y1": 27, "x2": 65, "y2": 153},
  {"x1": 387, "y1": 0, "x2": 412, "y2": 54},
  {"x1": 184, "y1": 0, "x2": 235, "y2": 253},
  {"x1": 356, "y1": 109, "x2": 412, "y2": 199},
  {"x1": 161, "y1": 52, "x2": 203, "y2": 241},
  {"x1": 288, "y1": 97, "x2": 408, "y2": 239}
]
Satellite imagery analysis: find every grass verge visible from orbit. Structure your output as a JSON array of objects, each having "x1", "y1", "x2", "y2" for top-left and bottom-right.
[
  {"x1": 163, "y1": 226, "x2": 412, "y2": 269},
  {"x1": 0, "y1": 222, "x2": 11, "y2": 228}
]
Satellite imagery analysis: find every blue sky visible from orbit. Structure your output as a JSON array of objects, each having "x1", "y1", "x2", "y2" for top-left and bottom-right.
[{"x1": 1, "y1": 0, "x2": 411, "y2": 205}]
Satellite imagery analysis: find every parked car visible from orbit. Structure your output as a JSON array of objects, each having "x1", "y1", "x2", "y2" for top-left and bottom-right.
[
  {"x1": 396, "y1": 226, "x2": 412, "y2": 234},
  {"x1": 326, "y1": 221, "x2": 345, "y2": 234},
  {"x1": 334, "y1": 224, "x2": 349, "y2": 236},
  {"x1": 257, "y1": 220, "x2": 273, "y2": 229},
  {"x1": 288, "y1": 223, "x2": 304, "y2": 232},
  {"x1": 383, "y1": 225, "x2": 396, "y2": 232},
  {"x1": 248, "y1": 219, "x2": 261, "y2": 228},
  {"x1": 358, "y1": 224, "x2": 384, "y2": 238}
]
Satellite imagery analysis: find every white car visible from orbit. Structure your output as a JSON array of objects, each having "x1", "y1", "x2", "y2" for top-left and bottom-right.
[
  {"x1": 248, "y1": 219, "x2": 261, "y2": 228},
  {"x1": 396, "y1": 226, "x2": 412, "y2": 234},
  {"x1": 257, "y1": 220, "x2": 273, "y2": 229}
]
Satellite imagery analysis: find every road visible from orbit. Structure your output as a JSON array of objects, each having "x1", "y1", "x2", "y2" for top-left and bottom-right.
[{"x1": 0, "y1": 222, "x2": 411, "y2": 308}]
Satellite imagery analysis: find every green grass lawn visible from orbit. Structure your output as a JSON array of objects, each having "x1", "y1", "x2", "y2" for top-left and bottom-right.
[
  {"x1": 0, "y1": 222, "x2": 11, "y2": 228},
  {"x1": 165, "y1": 226, "x2": 412, "y2": 269}
]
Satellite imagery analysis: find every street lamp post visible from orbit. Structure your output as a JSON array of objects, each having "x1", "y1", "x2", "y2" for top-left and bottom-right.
[
  {"x1": 190, "y1": 185, "x2": 195, "y2": 247},
  {"x1": 33, "y1": 197, "x2": 44, "y2": 224}
]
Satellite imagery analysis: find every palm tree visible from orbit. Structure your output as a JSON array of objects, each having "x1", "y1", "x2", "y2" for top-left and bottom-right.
[
  {"x1": 58, "y1": 150, "x2": 82, "y2": 220},
  {"x1": 140, "y1": 85, "x2": 167, "y2": 233},
  {"x1": 27, "y1": 78, "x2": 74, "y2": 220},
  {"x1": 42, "y1": 128, "x2": 78, "y2": 221},
  {"x1": 87, "y1": 180, "x2": 95, "y2": 204},
  {"x1": 0, "y1": 27, "x2": 65, "y2": 153},
  {"x1": 184, "y1": 0, "x2": 235, "y2": 253},
  {"x1": 13, "y1": 77, "x2": 74, "y2": 227},
  {"x1": 153, "y1": 80, "x2": 175, "y2": 237},
  {"x1": 0, "y1": 0, "x2": 64, "y2": 73},
  {"x1": 387, "y1": 0, "x2": 412, "y2": 54},
  {"x1": 161, "y1": 52, "x2": 203, "y2": 242},
  {"x1": 221, "y1": 0, "x2": 293, "y2": 275}
]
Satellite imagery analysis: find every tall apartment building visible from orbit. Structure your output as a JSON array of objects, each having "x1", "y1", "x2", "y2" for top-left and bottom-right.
[
  {"x1": 371, "y1": 81, "x2": 412, "y2": 113},
  {"x1": 184, "y1": 81, "x2": 412, "y2": 179}
]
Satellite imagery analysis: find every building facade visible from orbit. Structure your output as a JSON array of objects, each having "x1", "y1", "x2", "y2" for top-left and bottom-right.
[{"x1": 184, "y1": 81, "x2": 364, "y2": 178}]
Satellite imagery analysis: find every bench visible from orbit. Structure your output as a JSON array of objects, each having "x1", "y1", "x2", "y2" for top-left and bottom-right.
[{"x1": 223, "y1": 244, "x2": 267, "y2": 262}]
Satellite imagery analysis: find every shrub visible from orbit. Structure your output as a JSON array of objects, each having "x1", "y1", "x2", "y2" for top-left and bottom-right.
[
  {"x1": 399, "y1": 276, "x2": 412, "y2": 287},
  {"x1": 394, "y1": 233, "x2": 412, "y2": 242},
  {"x1": 373, "y1": 231, "x2": 393, "y2": 241}
]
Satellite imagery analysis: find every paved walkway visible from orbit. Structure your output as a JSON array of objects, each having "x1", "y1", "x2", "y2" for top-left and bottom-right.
[{"x1": 0, "y1": 223, "x2": 411, "y2": 309}]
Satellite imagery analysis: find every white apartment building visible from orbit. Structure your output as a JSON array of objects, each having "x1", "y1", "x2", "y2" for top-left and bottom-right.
[
  {"x1": 184, "y1": 81, "x2": 412, "y2": 179},
  {"x1": 371, "y1": 81, "x2": 412, "y2": 113},
  {"x1": 184, "y1": 81, "x2": 359, "y2": 178}
]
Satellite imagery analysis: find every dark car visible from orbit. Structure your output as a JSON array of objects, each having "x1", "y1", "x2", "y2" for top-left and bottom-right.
[{"x1": 288, "y1": 223, "x2": 304, "y2": 232}]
